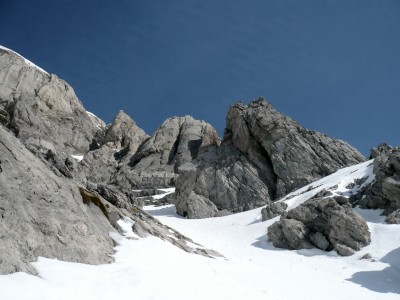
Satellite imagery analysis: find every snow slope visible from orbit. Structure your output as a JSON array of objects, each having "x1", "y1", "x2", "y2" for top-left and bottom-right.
[{"x1": 1, "y1": 160, "x2": 399, "y2": 299}]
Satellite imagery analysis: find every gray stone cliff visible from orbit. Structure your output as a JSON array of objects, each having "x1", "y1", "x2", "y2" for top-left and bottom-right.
[{"x1": 174, "y1": 98, "x2": 366, "y2": 218}]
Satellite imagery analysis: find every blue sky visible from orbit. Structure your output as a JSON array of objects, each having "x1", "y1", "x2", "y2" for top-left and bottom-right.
[{"x1": 1, "y1": 0, "x2": 399, "y2": 155}]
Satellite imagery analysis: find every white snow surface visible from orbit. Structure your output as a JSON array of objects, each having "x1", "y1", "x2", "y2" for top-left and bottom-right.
[
  {"x1": 0, "y1": 45, "x2": 48, "y2": 74},
  {"x1": 153, "y1": 187, "x2": 175, "y2": 200},
  {"x1": 87, "y1": 111, "x2": 106, "y2": 129},
  {"x1": 70, "y1": 155, "x2": 84, "y2": 162},
  {"x1": 1, "y1": 160, "x2": 400, "y2": 299}
]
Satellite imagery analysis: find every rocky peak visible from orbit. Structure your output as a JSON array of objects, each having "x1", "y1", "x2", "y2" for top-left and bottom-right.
[
  {"x1": 174, "y1": 97, "x2": 366, "y2": 218},
  {"x1": 130, "y1": 115, "x2": 220, "y2": 170},
  {"x1": 103, "y1": 110, "x2": 148, "y2": 152},
  {"x1": 111, "y1": 115, "x2": 220, "y2": 190},
  {"x1": 0, "y1": 47, "x2": 99, "y2": 157},
  {"x1": 226, "y1": 98, "x2": 366, "y2": 197}
]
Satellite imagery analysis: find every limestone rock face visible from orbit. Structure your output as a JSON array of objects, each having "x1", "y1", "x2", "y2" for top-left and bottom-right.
[
  {"x1": 0, "y1": 48, "x2": 101, "y2": 157},
  {"x1": 267, "y1": 197, "x2": 371, "y2": 256},
  {"x1": 174, "y1": 142, "x2": 272, "y2": 218},
  {"x1": 113, "y1": 116, "x2": 220, "y2": 190},
  {"x1": 102, "y1": 110, "x2": 148, "y2": 153},
  {"x1": 175, "y1": 98, "x2": 365, "y2": 218},
  {"x1": 0, "y1": 126, "x2": 115, "y2": 274},
  {"x1": 360, "y1": 145, "x2": 400, "y2": 221},
  {"x1": 79, "y1": 111, "x2": 148, "y2": 184},
  {"x1": 227, "y1": 100, "x2": 366, "y2": 197}
]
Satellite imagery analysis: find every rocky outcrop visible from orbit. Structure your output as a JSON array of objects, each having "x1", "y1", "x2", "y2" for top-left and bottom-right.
[
  {"x1": 261, "y1": 202, "x2": 288, "y2": 221},
  {"x1": 102, "y1": 110, "x2": 148, "y2": 153},
  {"x1": 267, "y1": 196, "x2": 371, "y2": 256},
  {"x1": 359, "y1": 144, "x2": 400, "y2": 222},
  {"x1": 175, "y1": 98, "x2": 365, "y2": 218},
  {"x1": 0, "y1": 126, "x2": 115, "y2": 274},
  {"x1": 175, "y1": 141, "x2": 271, "y2": 217},
  {"x1": 113, "y1": 116, "x2": 220, "y2": 189},
  {"x1": 226, "y1": 99, "x2": 365, "y2": 197},
  {"x1": 79, "y1": 111, "x2": 148, "y2": 184},
  {"x1": 0, "y1": 48, "x2": 101, "y2": 158}
]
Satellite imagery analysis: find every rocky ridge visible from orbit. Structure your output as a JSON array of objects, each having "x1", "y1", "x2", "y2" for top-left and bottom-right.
[{"x1": 174, "y1": 99, "x2": 366, "y2": 218}]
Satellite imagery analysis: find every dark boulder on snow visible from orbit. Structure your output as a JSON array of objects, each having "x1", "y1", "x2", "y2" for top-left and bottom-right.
[
  {"x1": 175, "y1": 98, "x2": 365, "y2": 218},
  {"x1": 360, "y1": 145, "x2": 400, "y2": 220},
  {"x1": 385, "y1": 209, "x2": 400, "y2": 224},
  {"x1": 267, "y1": 197, "x2": 371, "y2": 256},
  {"x1": 261, "y1": 202, "x2": 288, "y2": 221}
]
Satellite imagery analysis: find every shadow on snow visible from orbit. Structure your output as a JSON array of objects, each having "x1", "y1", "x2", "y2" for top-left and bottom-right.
[{"x1": 347, "y1": 247, "x2": 400, "y2": 295}]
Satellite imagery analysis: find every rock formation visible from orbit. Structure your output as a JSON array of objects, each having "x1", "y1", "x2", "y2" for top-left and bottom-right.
[
  {"x1": 0, "y1": 125, "x2": 115, "y2": 274},
  {"x1": 174, "y1": 98, "x2": 365, "y2": 218},
  {"x1": 359, "y1": 144, "x2": 400, "y2": 223},
  {"x1": 267, "y1": 196, "x2": 371, "y2": 256},
  {"x1": 113, "y1": 115, "x2": 220, "y2": 190},
  {"x1": 0, "y1": 46, "x2": 222, "y2": 275}
]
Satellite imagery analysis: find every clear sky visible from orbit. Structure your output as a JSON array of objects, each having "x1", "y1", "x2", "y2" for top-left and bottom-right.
[{"x1": 1, "y1": 0, "x2": 399, "y2": 155}]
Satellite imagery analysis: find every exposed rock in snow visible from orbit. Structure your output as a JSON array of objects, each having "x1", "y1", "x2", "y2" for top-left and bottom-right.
[
  {"x1": 360, "y1": 145, "x2": 400, "y2": 220},
  {"x1": 268, "y1": 196, "x2": 371, "y2": 255},
  {"x1": 261, "y1": 201, "x2": 288, "y2": 221}
]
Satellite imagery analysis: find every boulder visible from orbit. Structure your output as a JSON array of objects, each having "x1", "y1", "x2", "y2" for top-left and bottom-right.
[
  {"x1": 267, "y1": 197, "x2": 371, "y2": 255},
  {"x1": 261, "y1": 202, "x2": 288, "y2": 221},
  {"x1": 267, "y1": 219, "x2": 313, "y2": 250},
  {"x1": 385, "y1": 209, "x2": 400, "y2": 224}
]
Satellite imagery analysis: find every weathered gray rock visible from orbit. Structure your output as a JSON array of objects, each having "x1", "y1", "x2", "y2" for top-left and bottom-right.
[
  {"x1": 175, "y1": 98, "x2": 365, "y2": 218},
  {"x1": 385, "y1": 209, "x2": 400, "y2": 224},
  {"x1": 102, "y1": 110, "x2": 148, "y2": 154},
  {"x1": 369, "y1": 143, "x2": 393, "y2": 159},
  {"x1": 261, "y1": 202, "x2": 288, "y2": 221},
  {"x1": 113, "y1": 116, "x2": 220, "y2": 189},
  {"x1": 0, "y1": 46, "x2": 224, "y2": 275},
  {"x1": 335, "y1": 244, "x2": 355, "y2": 256},
  {"x1": 360, "y1": 146, "x2": 400, "y2": 217},
  {"x1": 0, "y1": 126, "x2": 115, "y2": 274},
  {"x1": 227, "y1": 99, "x2": 365, "y2": 197},
  {"x1": 267, "y1": 219, "x2": 313, "y2": 250},
  {"x1": 0, "y1": 48, "x2": 102, "y2": 157},
  {"x1": 174, "y1": 141, "x2": 272, "y2": 218},
  {"x1": 267, "y1": 197, "x2": 371, "y2": 255},
  {"x1": 176, "y1": 191, "x2": 219, "y2": 219}
]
